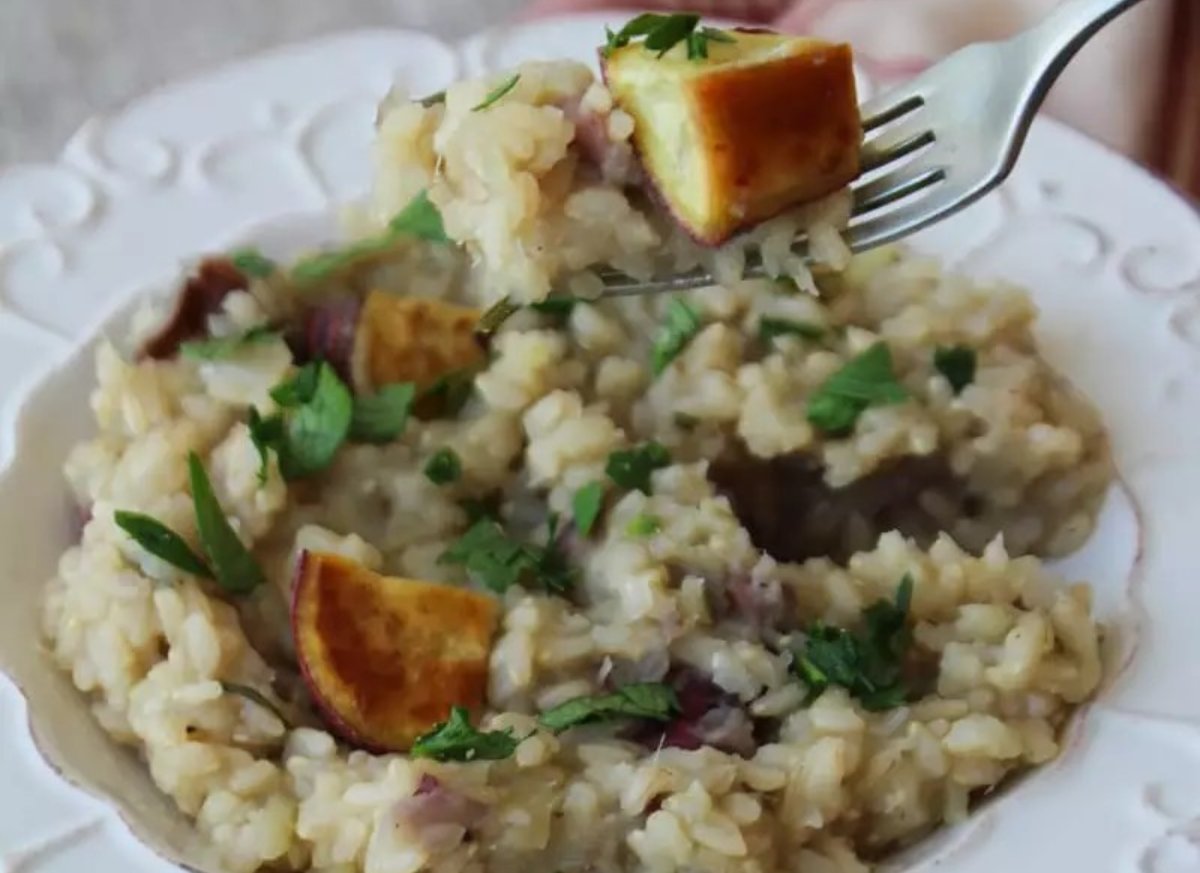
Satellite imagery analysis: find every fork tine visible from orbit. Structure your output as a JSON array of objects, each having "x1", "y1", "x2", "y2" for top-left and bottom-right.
[
  {"x1": 861, "y1": 94, "x2": 925, "y2": 132},
  {"x1": 861, "y1": 129, "x2": 936, "y2": 172},
  {"x1": 853, "y1": 166, "x2": 946, "y2": 215},
  {"x1": 844, "y1": 179, "x2": 970, "y2": 253}
]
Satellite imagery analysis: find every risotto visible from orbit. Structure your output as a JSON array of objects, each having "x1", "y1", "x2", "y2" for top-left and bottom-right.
[{"x1": 42, "y1": 41, "x2": 1109, "y2": 873}]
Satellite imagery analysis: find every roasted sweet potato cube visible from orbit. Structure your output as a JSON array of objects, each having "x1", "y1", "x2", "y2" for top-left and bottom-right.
[
  {"x1": 604, "y1": 31, "x2": 862, "y2": 244},
  {"x1": 353, "y1": 291, "x2": 486, "y2": 392},
  {"x1": 292, "y1": 550, "x2": 498, "y2": 751}
]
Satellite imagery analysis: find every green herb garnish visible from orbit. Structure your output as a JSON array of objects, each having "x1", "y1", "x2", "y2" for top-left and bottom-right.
[
  {"x1": 538, "y1": 682, "x2": 680, "y2": 733},
  {"x1": 421, "y1": 368, "x2": 476, "y2": 417},
  {"x1": 291, "y1": 238, "x2": 395, "y2": 285},
  {"x1": 418, "y1": 90, "x2": 446, "y2": 107},
  {"x1": 793, "y1": 575, "x2": 914, "y2": 711},
  {"x1": 933, "y1": 345, "x2": 976, "y2": 395},
  {"x1": 806, "y1": 342, "x2": 909, "y2": 435},
  {"x1": 758, "y1": 317, "x2": 825, "y2": 344},
  {"x1": 278, "y1": 363, "x2": 353, "y2": 479},
  {"x1": 114, "y1": 510, "x2": 211, "y2": 578},
  {"x1": 291, "y1": 190, "x2": 448, "y2": 283},
  {"x1": 411, "y1": 706, "x2": 519, "y2": 762},
  {"x1": 221, "y1": 681, "x2": 290, "y2": 725},
  {"x1": 424, "y1": 448, "x2": 462, "y2": 485},
  {"x1": 604, "y1": 13, "x2": 733, "y2": 60},
  {"x1": 440, "y1": 517, "x2": 573, "y2": 595},
  {"x1": 229, "y1": 248, "x2": 277, "y2": 279},
  {"x1": 387, "y1": 189, "x2": 450, "y2": 243},
  {"x1": 350, "y1": 383, "x2": 416, "y2": 444},
  {"x1": 247, "y1": 407, "x2": 284, "y2": 484},
  {"x1": 477, "y1": 297, "x2": 521, "y2": 336},
  {"x1": 606, "y1": 442, "x2": 670, "y2": 494},
  {"x1": 180, "y1": 326, "x2": 280, "y2": 362},
  {"x1": 651, "y1": 298, "x2": 702, "y2": 375},
  {"x1": 529, "y1": 296, "x2": 579, "y2": 322},
  {"x1": 572, "y1": 481, "x2": 605, "y2": 538},
  {"x1": 473, "y1": 74, "x2": 521, "y2": 111},
  {"x1": 270, "y1": 362, "x2": 321, "y2": 408},
  {"x1": 188, "y1": 453, "x2": 266, "y2": 595},
  {"x1": 626, "y1": 513, "x2": 661, "y2": 538},
  {"x1": 685, "y1": 25, "x2": 735, "y2": 60}
]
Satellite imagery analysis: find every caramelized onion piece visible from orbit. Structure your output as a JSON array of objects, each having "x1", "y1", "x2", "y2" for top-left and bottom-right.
[{"x1": 139, "y1": 258, "x2": 248, "y2": 360}]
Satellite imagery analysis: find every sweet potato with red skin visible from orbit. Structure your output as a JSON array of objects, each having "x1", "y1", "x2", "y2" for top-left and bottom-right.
[
  {"x1": 292, "y1": 550, "x2": 498, "y2": 752},
  {"x1": 602, "y1": 31, "x2": 862, "y2": 245}
]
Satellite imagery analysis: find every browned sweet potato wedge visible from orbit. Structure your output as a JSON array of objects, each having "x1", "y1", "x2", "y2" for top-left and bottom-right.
[
  {"x1": 352, "y1": 291, "x2": 486, "y2": 392},
  {"x1": 292, "y1": 550, "x2": 498, "y2": 751},
  {"x1": 603, "y1": 30, "x2": 862, "y2": 244}
]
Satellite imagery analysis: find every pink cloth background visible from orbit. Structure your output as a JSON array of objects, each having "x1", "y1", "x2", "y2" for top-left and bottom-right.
[{"x1": 521, "y1": 0, "x2": 1175, "y2": 167}]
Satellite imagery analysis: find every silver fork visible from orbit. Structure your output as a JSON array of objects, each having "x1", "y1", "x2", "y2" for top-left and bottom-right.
[{"x1": 592, "y1": 0, "x2": 1148, "y2": 297}]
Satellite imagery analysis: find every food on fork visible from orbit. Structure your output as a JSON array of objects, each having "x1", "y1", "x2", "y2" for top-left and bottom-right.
[{"x1": 603, "y1": 20, "x2": 862, "y2": 244}]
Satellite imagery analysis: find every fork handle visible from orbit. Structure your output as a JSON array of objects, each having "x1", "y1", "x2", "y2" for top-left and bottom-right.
[{"x1": 1025, "y1": 0, "x2": 1150, "y2": 86}]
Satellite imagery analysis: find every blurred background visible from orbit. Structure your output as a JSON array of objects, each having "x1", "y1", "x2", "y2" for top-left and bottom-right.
[{"x1": 1, "y1": 0, "x2": 1195, "y2": 195}]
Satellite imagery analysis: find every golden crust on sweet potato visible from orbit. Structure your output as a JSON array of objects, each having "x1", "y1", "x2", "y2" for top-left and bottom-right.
[
  {"x1": 292, "y1": 550, "x2": 498, "y2": 751},
  {"x1": 352, "y1": 291, "x2": 485, "y2": 392},
  {"x1": 603, "y1": 32, "x2": 862, "y2": 245}
]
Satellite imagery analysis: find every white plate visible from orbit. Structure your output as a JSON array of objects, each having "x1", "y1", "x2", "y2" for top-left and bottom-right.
[{"x1": 0, "y1": 14, "x2": 1199, "y2": 873}]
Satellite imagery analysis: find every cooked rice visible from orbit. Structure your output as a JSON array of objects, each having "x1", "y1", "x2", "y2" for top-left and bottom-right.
[{"x1": 42, "y1": 59, "x2": 1109, "y2": 873}]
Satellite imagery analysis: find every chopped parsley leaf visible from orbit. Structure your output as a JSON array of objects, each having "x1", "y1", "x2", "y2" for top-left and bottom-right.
[
  {"x1": 793, "y1": 575, "x2": 914, "y2": 711},
  {"x1": 758, "y1": 317, "x2": 825, "y2": 344},
  {"x1": 604, "y1": 13, "x2": 733, "y2": 60},
  {"x1": 424, "y1": 448, "x2": 462, "y2": 485},
  {"x1": 606, "y1": 442, "x2": 670, "y2": 494},
  {"x1": 350, "y1": 382, "x2": 415, "y2": 444},
  {"x1": 625, "y1": 513, "x2": 661, "y2": 538},
  {"x1": 473, "y1": 74, "x2": 521, "y2": 111},
  {"x1": 477, "y1": 297, "x2": 521, "y2": 336},
  {"x1": 292, "y1": 190, "x2": 448, "y2": 283},
  {"x1": 277, "y1": 363, "x2": 353, "y2": 480},
  {"x1": 229, "y1": 248, "x2": 276, "y2": 279},
  {"x1": 221, "y1": 682, "x2": 290, "y2": 726},
  {"x1": 188, "y1": 453, "x2": 266, "y2": 595},
  {"x1": 387, "y1": 189, "x2": 450, "y2": 243},
  {"x1": 538, "y1": 682, "x2": 680, "y2": 733},
  {"x1": 418, "y1": 90, "x2": 446, "y2": 107},
  {"x1": 270, "y1": 362, "x2": 321, "y2": 408},
  {"x1": 440, "y1": 517, "x2": 573, "y2": 595},
  {"x1": 247, "y1": 407, "x2": 284, "y2": 484},
  {"x1": 421, "y1": 368, "x2": 477, "y2": 418},
  {"x1": 529, "y1": 296, "x2": 579, "y2": 322},
  {"x1": 685, "y1": 25, "x2": 735, "y2": 59},
  {"x1": 572, "y1": 481, "x2": 605, "y2": 538},
  {"x1": 411, "y1": 706, "x2": 519, "y2": 762},
  {"x1": 179, "y1": 326, "x2": 280, "y2": 361},
  {"x1": 933, "y1": 345, "x2": 977, "y2": 395},
  {"x1": 806, "y1": 342, "x2": 909, "y2": 435},
  {"x1": 651, "y1": 298, "x2": 702, "y2": 375},
  {"x1": 114, "y1": 510, "x2": 211, "y2": 578}
]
